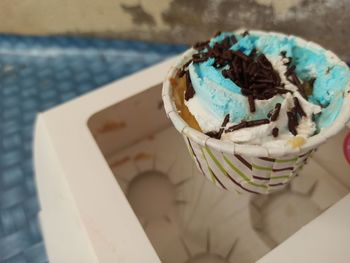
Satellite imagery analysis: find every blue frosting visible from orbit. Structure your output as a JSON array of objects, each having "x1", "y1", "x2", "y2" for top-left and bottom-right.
[{"x1": 190, "y1": 31, "x2": 350, "y2": 129}]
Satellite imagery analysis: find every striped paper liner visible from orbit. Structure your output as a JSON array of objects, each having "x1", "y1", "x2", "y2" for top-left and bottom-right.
[{"x1": 185, "y1": 136, "x2": 313, "y2": 194}]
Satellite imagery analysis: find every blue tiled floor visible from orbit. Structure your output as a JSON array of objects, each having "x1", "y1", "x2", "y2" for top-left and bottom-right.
[{"x1": 0, "y1": 35, "x2": 186, "y2": 262}]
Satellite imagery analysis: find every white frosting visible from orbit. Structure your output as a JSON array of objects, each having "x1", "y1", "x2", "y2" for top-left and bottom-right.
[{"x1": 185, "y1": 95, "x2": 221, "y2": 132}]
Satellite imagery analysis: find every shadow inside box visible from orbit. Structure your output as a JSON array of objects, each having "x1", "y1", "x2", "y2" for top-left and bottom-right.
[{"x1": 88, "y1": 83, "x2": 350, "y2": 263}]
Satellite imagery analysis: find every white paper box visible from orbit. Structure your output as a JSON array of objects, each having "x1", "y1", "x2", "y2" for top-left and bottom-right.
[{"x1": 34, "y1": 57, "x2": 350, "y2": 263}]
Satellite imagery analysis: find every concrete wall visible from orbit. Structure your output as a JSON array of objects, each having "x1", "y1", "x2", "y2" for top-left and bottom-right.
[{"x1": 0, "y1": 0, "x2": 349, "y2": 60}]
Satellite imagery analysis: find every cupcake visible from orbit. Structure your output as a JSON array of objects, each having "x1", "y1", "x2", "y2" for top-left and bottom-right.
[{"x1": 162, "y1": 29, "x2": 350, "y2": 194}]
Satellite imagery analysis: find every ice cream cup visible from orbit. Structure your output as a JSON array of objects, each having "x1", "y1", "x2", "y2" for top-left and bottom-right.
[{"x1": 162, "y1": 30, "x2": 350, "y2": 194}]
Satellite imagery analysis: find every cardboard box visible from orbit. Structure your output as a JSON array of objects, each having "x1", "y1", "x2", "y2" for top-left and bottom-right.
[{"x1": 34, "y1": 57, "x2": 350, "y2": 263}]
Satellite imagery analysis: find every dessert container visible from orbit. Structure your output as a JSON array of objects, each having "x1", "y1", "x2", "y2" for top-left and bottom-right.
[
  {"x1": 34, "y1": 57, "x2": 350, "y2": 263},
  {"x1": 162, "y1": 30, "x2": 350, "y2": 194}
]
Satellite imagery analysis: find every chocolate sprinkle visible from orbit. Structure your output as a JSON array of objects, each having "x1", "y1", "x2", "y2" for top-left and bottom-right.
[
  {"x1": 193, "y1": 40, "x2": 210, "y2": 50},
  {"x1": 272, "y1": 127, "x2": 279, "y2": 137},
  {"x1": 234, "y1": 50, "x2": 251, "y2": 62},
  {"x1": 293, "y1": 97, "x2": 306, "y2": 117},
  {"x1": 257, "y1": 54, "x2": 273, "y2": 70},
  {"x1": 230, "y1": 35, "x2": 237, "y2": 45},
  {"x1": 270, "y1": 103, "x2": 282, "y2": 121},
  {"x1": 225, "y1": 118, "x2": 270, "y2": 133},
  {"x1": 205, "y1": 131, "x2": 221, "y2": 139},
  {"x1": 183, "y1": 59, "x2": 193, "y2": 69},
  {"x1": 287, "y1": 111, "x2": 298, "y2": 135},
  {"x1": 285, "y1": 65, "x2": 296, "y2": 77},
  {"x1": 291, "y1": 73, "x2": 306, "y2": 98},
  {"x1": 242, "y1": 30, "x2": 250, "y2": 37},
  {"x1": 222, "y1": 114, "x2": 230, "y2": 128},
  {"x1": 246, "y1": 119, "x2": 270, "y2": 127},
  {"x1": 177, "y1": 59, "x2": 193, "y2": 77},
  {"x1": 285, "y1": 63, "x2": 307, "y2": 98},
  {"x1": 180, "y1": 31, "x2": 314, "y2": 139},
  {"x1": 225, "y1": 121, "x2": 247, "y2": 133},
  {"x1": 177, "y1": 69, "x2": 186, "y2": 78},
  {"x1": 248, "y1": 95, "x2": 256, "y2": 112},
  {"x1": 214, "y1": 31, "x2": 222, "y2": 37},
  {"x1": 184, "y1": 71, "x2": 195, "y2": 101},
  {"x1": 205, "y1": 114, "x2": 230, "y2": 139}
]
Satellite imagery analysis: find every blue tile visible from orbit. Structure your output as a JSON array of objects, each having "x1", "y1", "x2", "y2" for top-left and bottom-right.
[
  {"x1": 2, "y1": 108, "x2": 21, "y2": 121},
  {"x1": 2, "y1": 134, "x2": 21, "y2": 150},
  {"x1": 0, "y1": 34, "x2": 187, "y2": 262},
  {"x1": 1, "y1": 151, "x2": 22, "y2": 168},
  {"x1": 0, "y1": 167, "x2": 24, "y2": 190},
  {"x1": 0, "y1": 184, "x2": 30, "y2": 209}
]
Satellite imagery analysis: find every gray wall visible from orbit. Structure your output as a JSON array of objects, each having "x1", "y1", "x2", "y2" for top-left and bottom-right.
[{"x1": 0, "y1": 0, "x2": 349, "y2": 60}]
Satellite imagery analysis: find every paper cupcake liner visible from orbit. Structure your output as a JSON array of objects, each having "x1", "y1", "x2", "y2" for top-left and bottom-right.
[
  {"x1": 162, "y1": 30, "x2": 350, "y2": 194},
  {"x1": 184, "y1": 135, "x2": 312, "y2": 194}
]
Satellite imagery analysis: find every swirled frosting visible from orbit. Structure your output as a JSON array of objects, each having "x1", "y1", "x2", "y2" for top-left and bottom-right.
[{"x1": 182, "y1": 30, "x2": 350, "y2": 147}]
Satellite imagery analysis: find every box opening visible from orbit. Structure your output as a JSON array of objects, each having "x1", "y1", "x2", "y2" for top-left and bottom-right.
[{"x1": 87, "y1": 84, "x2": 350, "y2": 263}]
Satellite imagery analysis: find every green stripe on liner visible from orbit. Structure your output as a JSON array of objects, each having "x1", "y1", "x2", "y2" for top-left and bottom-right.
[
  {"x1": 223, "y1": 154, "x2": 267, "y2": 189},
  {"x1": 205, "y1": 147, "x2": 228, "y2": 176},
  {"x1": 223, "y1": 155, "x2": 250, "y2": 181},
  {"x1": 275, "y1": 157, "x2": 298, "y2": 164},
  {"x1": 199, "y1": 147, "x2": 216, "y2": 185},
  {"x1": 186, "y1": 144, "x2": 196, "y2": 161},
  {"x1": 208, "y1": 167, "x2": 217, "y2": 186}
]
